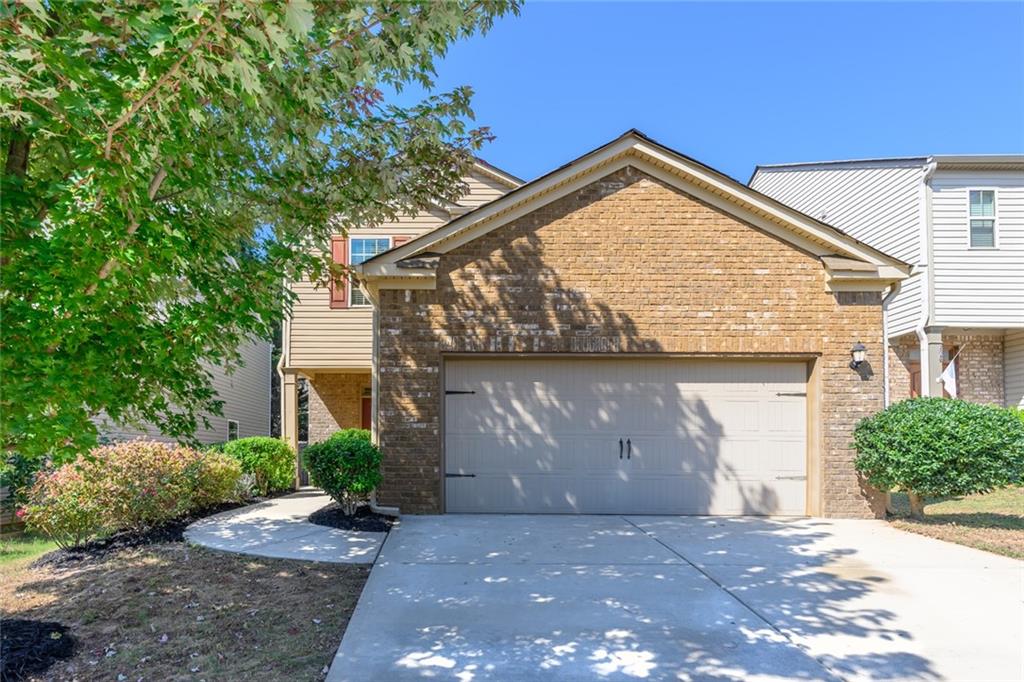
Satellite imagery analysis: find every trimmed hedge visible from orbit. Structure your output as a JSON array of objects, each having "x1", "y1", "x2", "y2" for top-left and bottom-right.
[
  {"x1": 854, "y1": 398, "x2": 1024, "y2": 517},
  {"x1": 219, "y1": 437, "x2": 295, "y2": 495},
  {"x1": 302, "y1": 429, "x2": 381, "y2": 515}
]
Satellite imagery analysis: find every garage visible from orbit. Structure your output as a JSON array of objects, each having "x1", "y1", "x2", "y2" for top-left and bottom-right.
[{"x1": 444, "y1": 357, "x2": 808, "y2": 515}]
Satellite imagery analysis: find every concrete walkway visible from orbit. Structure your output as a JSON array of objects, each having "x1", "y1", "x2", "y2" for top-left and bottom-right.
[
  {"x1": 184, "y1": 489, "x2": 386, "y2": 563},
  {"x1": 328, "y1": 515, "x2": 1023, "y2": 681}
]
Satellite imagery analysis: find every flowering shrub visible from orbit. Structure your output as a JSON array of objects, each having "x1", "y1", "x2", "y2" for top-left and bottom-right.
[
  {"x1": 23, "y1": 441, "x2": 243, "y2": 546},
  {"x1": 22, "y1": 465, "x2": 106, "y2": 549}
]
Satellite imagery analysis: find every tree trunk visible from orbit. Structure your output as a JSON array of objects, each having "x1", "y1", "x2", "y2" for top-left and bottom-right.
[
  {"x1": 907, "y1": 491, "x2": 927, "y2": 519},
  {"x1": 4, "y1": 130, "x2": 30, "y2": 177}
]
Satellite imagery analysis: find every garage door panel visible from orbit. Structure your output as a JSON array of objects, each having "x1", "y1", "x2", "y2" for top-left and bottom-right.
[{"x1": 445, "y1": 358, "x2": 807, "y2": 515}]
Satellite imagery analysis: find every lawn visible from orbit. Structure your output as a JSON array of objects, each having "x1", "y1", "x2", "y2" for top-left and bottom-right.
[
  {"x1": 1, "y1": 541, "x2": 369, "y2": 681},
  {"x1": 889, "y1": 486, "x2": 1024, "y2": 559},
  {"x1": 0, "y1": 534, "x2": 57, "y2": 565}
]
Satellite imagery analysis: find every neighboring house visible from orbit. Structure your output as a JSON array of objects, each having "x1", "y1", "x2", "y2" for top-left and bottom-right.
[
  {"x1": 299, "y1": 129, "x2": 912, "y2": 519},
  {"x1": 278, "y1": 160, "x2": 523, "y2": 450},
  {"x1": 93, "y1": 337, "x2": 273, "y2": 445},
  {"x1": 751, "y1": 155, "x2": 1024, "y2": 409}
]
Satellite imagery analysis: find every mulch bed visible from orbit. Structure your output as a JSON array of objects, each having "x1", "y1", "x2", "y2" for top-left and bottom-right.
[
  {"x1": 0, "y1": 619, "x2": 75, "y2": 682},
  {"x1": 308, "y1": 503, "x2": 395, "y2": 533},
  {"x1": 31, "y1": 492, "x2": 290, "y2": 570}
]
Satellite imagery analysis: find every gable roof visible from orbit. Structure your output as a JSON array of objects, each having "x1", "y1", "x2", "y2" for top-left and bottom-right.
[
  {"x1": 359, "y1": 130, "x2": 910, "y2": 284},
  {"x1": 750, "y1": 154, "x2": 1024, "y2": 182}
]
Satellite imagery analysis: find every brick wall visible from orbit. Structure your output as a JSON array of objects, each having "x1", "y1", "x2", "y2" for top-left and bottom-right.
[
  {"x1": 307, "y1": 373, "x2": 371, "y2": 444},
  {"x1": 377, "y1": 167, "x2": 887, "y2": 517},
  {"x1": 946, "y1": 333, "x2": 1004, "y2": 405},
  {"x1": 888, "y1": 336, "x2": 918, "y2": 404}
]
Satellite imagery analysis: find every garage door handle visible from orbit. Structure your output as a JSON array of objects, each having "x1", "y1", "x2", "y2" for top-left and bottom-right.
[
  {"x1": 775, "y1": 475, "x2": 806, "y2": 481},
  {"x1": 776, "y1": 392, "x2": 806, "y2": 397},
  {"x1": 626, "y1": 438, "x2": 631, "y2": 459},
  {"x1": 619, "y1": 438, "x2": 623, "y2": 459},
  {"x1": 445, "y1": 473, "x2": 476, "y2": 478}
]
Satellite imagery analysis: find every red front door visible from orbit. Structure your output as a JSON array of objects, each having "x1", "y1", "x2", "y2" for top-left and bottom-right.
[{"x1": 361, "y1": 396, "x2": 372, "y2": 430}]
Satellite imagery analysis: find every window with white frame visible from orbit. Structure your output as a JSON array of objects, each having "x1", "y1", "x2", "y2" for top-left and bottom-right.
[
  {"x1": 227, "y1": 420, "x2": 239, "y2": 441},
  {"x1": 349, "y1": 237, "x2": 391, "y2": 305},
  {"x1": 969, "y1": 190, "x2": 996, "y2": 248}
]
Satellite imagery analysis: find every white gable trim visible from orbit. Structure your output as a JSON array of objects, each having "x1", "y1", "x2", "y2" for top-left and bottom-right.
[{"x1": 360, "y1": 132, "x2": 909, "y2": 280}]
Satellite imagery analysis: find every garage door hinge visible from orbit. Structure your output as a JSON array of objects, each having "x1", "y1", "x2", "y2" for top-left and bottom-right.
[
  {"x1": 445, "y1": 473, "x2": 476, "y2": 478},
  {"x1": 445, "y1": 390, "x2": 476, "y2": 395},
  {"x1": 775, "y1": 392, "x2": 807, "y2": 397}
]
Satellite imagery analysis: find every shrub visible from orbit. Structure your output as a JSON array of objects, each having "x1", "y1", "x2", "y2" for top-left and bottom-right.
[
  {"x1": 221, "y1": 437, "x2": 295, "y2": 495},
  {"x1": 854, "y1": 397, "x2": 1024, "y2": 518},
  {"x1": 23, "y1": 466, "x2": 106, "y2": 549},
  {"x1": 23, "y1": 441, "x2": 243, "y2": 546},
  {"x1": 193, "y1": 454, "x2": 244, "y2": 508},
  {"x1": 302, "y1": 429, "x2": 381, "y2": 515},
  {"x1": 0, "y1": 452, "x2": 41, "y2": 512}
]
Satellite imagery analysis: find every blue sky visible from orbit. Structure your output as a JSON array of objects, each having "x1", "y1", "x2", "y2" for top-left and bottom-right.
[{"x1": 410, "y1": 1, "x2": 1024, "y2": 183}]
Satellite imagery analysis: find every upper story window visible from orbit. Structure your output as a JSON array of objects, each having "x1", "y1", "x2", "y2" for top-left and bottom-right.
[
  {"x1": 968, "y1": 190, "x2": 996, "y2": 248},
  {"x1": 349, "y1": 237, "x2": 391, "y2": 305},
  {"x1": 227, "y1": 419, "x2": 239, "y2": 441}
]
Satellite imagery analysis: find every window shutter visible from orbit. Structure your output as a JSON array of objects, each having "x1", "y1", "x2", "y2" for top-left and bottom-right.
[
  {"x1": 329, "y1": 236, "x2": 348, "y2": 309},
  {"x1": 392, "y1": 235, "x2": 411, "y2": 247}
]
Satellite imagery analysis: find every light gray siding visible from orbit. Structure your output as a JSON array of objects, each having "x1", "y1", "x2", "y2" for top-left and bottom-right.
[
  {"x1": 931, "y1": 171, "x2": 1024, "y2": 327},
  {"x1": 1005, "y1": 330, "x2": 1024, "y2": 409},
  {"x1": 751, "y1": 163, "x2": 924, "y2": 337},
  {"x1": 93, "y1": 337, "x2": 272, "y2": 445}
]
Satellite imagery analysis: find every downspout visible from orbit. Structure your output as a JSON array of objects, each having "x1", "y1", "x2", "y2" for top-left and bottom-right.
[
  {"x1": 914, "y1": 159, "x2": 938, "y2": 395},
  {"x1": 882, "y1": 280, "x2": 902, "y2": 406}
]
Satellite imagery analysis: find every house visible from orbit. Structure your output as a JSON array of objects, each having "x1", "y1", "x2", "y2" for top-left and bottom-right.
[
  {"x1": 93, "y1": 337, "x2": 273, "y2": 444},
  {"x1": 281, "y1": 130, "x2": 914, "y2": 519},
  {"x1": 277, "y1": 159, "x2": 523, "y2": 446},
  {"x1": 750, "y1": 155, "x2": 1024, "y2": 409}
]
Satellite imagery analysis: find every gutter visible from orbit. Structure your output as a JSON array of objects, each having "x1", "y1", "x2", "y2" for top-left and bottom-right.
[{"x1": 914, "y1": 159, "x2": 939, "y2": 395}]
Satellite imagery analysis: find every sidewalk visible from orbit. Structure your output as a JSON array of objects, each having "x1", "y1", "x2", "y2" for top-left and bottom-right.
[{"x1": 184, "y1": 488, "x2": 386, "y2": 564}]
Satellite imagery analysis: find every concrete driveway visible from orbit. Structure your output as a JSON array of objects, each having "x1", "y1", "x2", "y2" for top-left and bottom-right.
[{"x1": 328, "y1": 515, "x2": 1023, "y2": 681}]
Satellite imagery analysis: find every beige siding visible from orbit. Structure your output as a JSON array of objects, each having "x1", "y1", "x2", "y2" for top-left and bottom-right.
[
  {"x1": 93, "y1": 337, "x2": 272, "y2": 445},
  {"x1": 931, "y1": 171, "x2": 1024, "y2": 327},
  {"x1": 285, "y1": 169, "x2": 517, "y2": 370},
  {"x1": 751, "y1": 162, "x2": 924, "y2": 337},
  {"x1": 1006, "y1": 330, "x2": 1024, "y2": 409}
]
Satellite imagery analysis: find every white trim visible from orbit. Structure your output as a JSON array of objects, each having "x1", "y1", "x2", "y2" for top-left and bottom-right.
[
  {"x1": 471, "y1": 160, "x2": 523, "y2": 189},
  {"x1": 349, "y1": 236, "x2": 392, "y2": 306},
  {"x1": 967, "y1": 188, "x2": 999, "y2": 249}
]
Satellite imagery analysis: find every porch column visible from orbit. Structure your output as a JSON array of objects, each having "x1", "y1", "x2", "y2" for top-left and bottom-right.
[
  {"x1": 922, "y1": 327, "x2": 945, "y2": 397},
  {"x1": 281, "y1": 371, "x2": 300, "y2": 488}
]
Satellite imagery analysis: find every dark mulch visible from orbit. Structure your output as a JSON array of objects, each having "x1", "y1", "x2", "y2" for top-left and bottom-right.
[
  {"x1": 31, "y1": 493, "x2": 287, "y2": 570},
  {"x1": 0, "y1": 619, "x2": 75, "y2": 682},
  {"x1": 308, "y1": 503, "x2": 395, "y2": 533}
]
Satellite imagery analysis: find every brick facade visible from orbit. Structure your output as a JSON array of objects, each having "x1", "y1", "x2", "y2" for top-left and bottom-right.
[
  {"x1": 887, "y1": 333, "x2": 1004, "y2": 405},
  {"x1": 377, "y1": 167, "x2": 887, "y2": 517},
  {"x1": 946, "y1": 333, "x2": 1004, "y2": 405},
  {"x1": 307, "y1": 372, "x2": 371, "y2": 444}
]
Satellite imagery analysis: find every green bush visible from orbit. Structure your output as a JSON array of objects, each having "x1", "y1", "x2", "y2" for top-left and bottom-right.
[
  {"x1": 854, "y1": 397, "x2": 1024, "y2": 517},
  {"x1": 302, "y1": 429, "x2": 381, "y2": 515},
  {"x1": 0, "y1": 452, "x2": 41, "y2": 512},
  {"x1": 221, "y1": 437, "x2": 295, "y2": 495},
  {"x1": 23, "y1": 441, "x2": 243, "y2": 547},
  {"x1": 22, "y1": 464, "x2": 106, "y2": 549}
]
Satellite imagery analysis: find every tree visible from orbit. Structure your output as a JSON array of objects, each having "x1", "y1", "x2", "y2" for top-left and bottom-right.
[
  {"x1": 1, "y1": 1, "x2": 518, "y2": 463},
  {"x1": 854, "y1": 398, "x2": 1024, "y2": 518}
]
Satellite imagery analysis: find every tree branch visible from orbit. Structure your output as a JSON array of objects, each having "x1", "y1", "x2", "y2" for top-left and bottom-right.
[
  {"x1": 103, "y1": 2, "x2": 226, "y2": 159},
  {"x1": 84, "y1": 167, "x2": 169, "y2": 296}
]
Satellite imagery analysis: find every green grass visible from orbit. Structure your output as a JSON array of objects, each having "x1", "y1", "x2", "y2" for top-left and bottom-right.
[
  {"x1": 0, "y1": 533, "x2": 57, "y2": 566},
  {"x1": 888, "y1": 486, "x2": 1024, "y2": 559}
]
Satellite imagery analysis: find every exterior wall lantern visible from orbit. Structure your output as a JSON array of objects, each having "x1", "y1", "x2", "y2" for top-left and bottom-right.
[{"x1": 849, "y1": 342, "x2": 867, "y2": 369}]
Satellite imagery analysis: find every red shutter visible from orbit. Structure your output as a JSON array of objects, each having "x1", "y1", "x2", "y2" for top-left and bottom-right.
[
  {"x1": 392, "y1": 235, "x2": 411, "y2": 248},
  {"x1": 329, "y1": 236, "x2": 348, "y2": 309}
]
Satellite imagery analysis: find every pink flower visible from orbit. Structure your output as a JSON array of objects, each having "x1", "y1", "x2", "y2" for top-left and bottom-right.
[{"x1": 15, "y1": 508, "x2": 26, "y2": 519}]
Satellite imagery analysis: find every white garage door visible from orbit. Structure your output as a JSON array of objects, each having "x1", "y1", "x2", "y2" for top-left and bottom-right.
[{"x1": 444, "y1": 357, "x2": 807, "y2": 515}]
